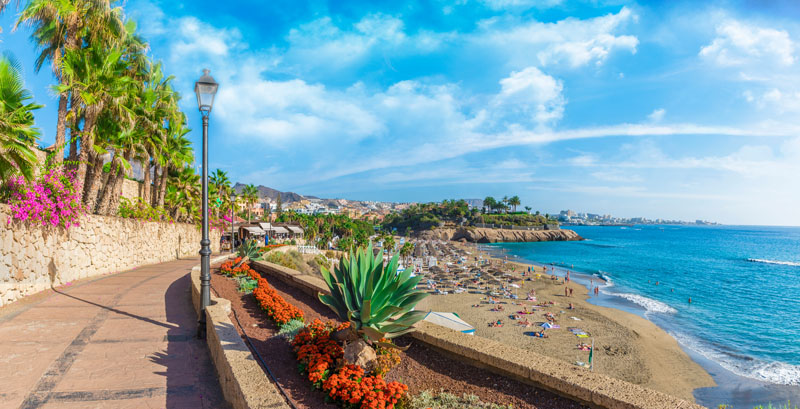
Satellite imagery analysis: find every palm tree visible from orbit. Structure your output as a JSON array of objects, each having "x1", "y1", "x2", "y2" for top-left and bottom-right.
[
  {"x1": 242, "y1": 184, "x2": 259, "y2": 223},
  {"x1": 57, "y1": 42, "x2": 131, "y2": 209},
  {"x1": 210, "y1": 169, "x2": 231, "y2": 199},
  {"x1": 524, "y1": 206, "x2": 532, "y2": 214},
  {"x1": 0, "y1": 54, "x2": 42, "y2": 183},
  {"x1": 483, "y1": 196, "x2": 496, "y2": 214},
  {"x1": 508, "y1": 195, "x2": 521, "y2": 213},
  {"x1": 16, "y1": 0, "x2": 123, "y2": 165}
]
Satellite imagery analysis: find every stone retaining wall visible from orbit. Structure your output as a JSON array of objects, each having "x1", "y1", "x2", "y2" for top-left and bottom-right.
[
  {"x1": 121, "y1": 178, "x2": 143, "y2": 200},
  {"x1": 190, "y1": 256, "x2": 291, "y2": 409},
  {"x1": 0, "y1": 203, "x2": 220, "y2": 307},
  {"x1": 250, "y1": 260, "x2": 706, "y2": 409}
]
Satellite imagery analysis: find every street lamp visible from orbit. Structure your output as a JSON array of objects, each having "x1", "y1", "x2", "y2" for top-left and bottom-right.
[
  {"x1": 230, "y1": 192, "x2": 236, "y2": 254},
  {"x1": 195, "y1": 69, "x2": 218, "y2": 339}
]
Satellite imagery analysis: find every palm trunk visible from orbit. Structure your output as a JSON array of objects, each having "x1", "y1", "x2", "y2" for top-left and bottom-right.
[
  {"x1": 157, "y1": 167, "x2": 168, "y2": 207},
  {"x1": 151, "y1": 165, "x2": 161, "y2": 207},
  {"x1": 67, "y1": 95, "x2": 80, "y2": 168},
  {"x1": 96, "y1": 152, "x2": 123, "y2": 215},
  {"x1": 83, "y1": 152, "x2": 104, "y2": 212},
  {"x1": 102, "y1": 149, "x2": 132, "y2": 215},
  {"x1": 142, "y1": 157, "x2": 151, "y2": 204},
  {"x1": 52, "y1": 94, "x2": 68, "y2": 165},
  {"x1": 76, "y1": 104, "x2": 102, "y2": 202}
]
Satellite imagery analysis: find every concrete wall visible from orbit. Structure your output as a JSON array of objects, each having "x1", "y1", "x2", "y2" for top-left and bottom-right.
[
  {"x1": 0, "y1": 203, "x2": 220, "y2": 307},
  {"x1": 250, "y1": 260, "x2": 705, "y2": 409}
]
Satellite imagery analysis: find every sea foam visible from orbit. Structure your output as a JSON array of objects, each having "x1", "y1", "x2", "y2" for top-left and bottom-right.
[
  {"x1": 672, "y1": 332, "x2": 800, "y2": 385},
  {"x1": 612, "y1": 292, "x2": 677, "y2": 314},
  {"x1": 747, "y1": 258, "x2": 800, "y2": 267}
]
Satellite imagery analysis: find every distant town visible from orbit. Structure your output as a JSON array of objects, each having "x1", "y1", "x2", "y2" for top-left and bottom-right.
[
  {"x1": 231, "y1": 184, "x2": 718, "y2": 226},
  {"x1": 555, "y1": 210, "x2": 719, "y2": 226}
]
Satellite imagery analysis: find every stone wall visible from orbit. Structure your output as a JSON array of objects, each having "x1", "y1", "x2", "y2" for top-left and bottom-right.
[
  {"x1": 121, "y1": 179, "x2": 143, "y2": 200},
  {"x1": 0, "y1": 203, "x2": 220, "y2": 307}
]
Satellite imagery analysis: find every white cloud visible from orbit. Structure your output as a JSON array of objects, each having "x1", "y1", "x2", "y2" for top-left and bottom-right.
[
  {"x1": 700, "y1": 20, "x2": 795, "y2": 67},
  {"x1": 494, "y1": 67, "x2": 565, "y2": 127},
  {"x1": 480, "y1": 0, "x2": 563, "y2": 10},
  {"x1": 648, "y1": 108, "x2": 665, "y2": 122},
  {"x1": 478, "y1": 7, "x2": 639, "y2": 68},
  {"x1": 170, "y1": 17, "x2": 244, "y2": 60},
  {"x1": 745, "y1": 88, "x2": 800, "y2": 114},
  {"x1": 281, "y1": 13, "x2": 448, "y2": 74}
]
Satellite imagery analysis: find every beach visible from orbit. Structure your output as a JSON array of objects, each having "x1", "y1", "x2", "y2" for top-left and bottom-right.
[{"x1": 414, "y1": 241, "x2": 715, "y2": 403}]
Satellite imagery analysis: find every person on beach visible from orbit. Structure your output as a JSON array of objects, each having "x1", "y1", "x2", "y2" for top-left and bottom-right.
[
  {"x1": 568, "y1": 303, "x2": 574, "y2": 310},
  {"x1": 594, "y1": 286, "x2": 599, "y2": 296},
  {"x1": 565, "y1": 287, "x2": 569, "y2": 297},
  {"x1": 569, "y1": 288, "x2": 574, "y2": 297}
]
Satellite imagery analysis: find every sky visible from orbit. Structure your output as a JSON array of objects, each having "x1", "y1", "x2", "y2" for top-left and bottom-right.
[{"x1": 2, "y1": 0, "x2": 800, "y2": 225}]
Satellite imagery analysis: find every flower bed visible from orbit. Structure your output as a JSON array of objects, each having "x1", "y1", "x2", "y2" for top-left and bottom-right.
[
  {"x1": 220, "y1": 257, "x2": 252, "y2": 276},
  {"x1": 245, "y1": 265, "x2": 305, "y2": 326},
  {"x1": 260, "y1": 244, "x2": 287, "y2": 253},
  {"x1": 292, "y1": 320, "x2": 408, "y2": 409},
  {"x1": 216, "y1": 259, "x2": 408, "y2": 409}
]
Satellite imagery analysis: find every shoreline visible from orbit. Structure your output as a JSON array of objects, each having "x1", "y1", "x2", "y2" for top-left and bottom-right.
[
  {"x1": 416, "y1": 240, "x2": 715, "y2": 403},
  {"x1": 476, "y1": 240, "x2": 800, "y2": 408}
]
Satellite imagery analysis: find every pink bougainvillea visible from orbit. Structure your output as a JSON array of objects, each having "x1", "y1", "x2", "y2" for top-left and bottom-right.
[{"x1": 4, "y1": 167, "x2": 85, "y2": 230}]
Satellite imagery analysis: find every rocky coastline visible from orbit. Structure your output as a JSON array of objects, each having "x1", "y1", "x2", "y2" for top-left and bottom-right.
[{"x1": 415, "y1": 226, "x2": 584, "y2": 243}]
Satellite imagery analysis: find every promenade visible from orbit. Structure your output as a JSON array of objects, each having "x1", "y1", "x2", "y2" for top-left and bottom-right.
[{"x1": 0, "y1": 258, "x2": 228, "y2": 409}]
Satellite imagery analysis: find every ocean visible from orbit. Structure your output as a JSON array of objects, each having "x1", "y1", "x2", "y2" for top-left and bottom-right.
[{"x1": 486, "y1": 225, "x2": 800, "y2": 408}]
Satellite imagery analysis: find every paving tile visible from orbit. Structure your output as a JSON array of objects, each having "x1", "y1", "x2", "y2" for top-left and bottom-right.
[
  {"x1": 2, "y1": 258, "x2": 229, "y2": 409},
  {"x1": 39, "y1": 395, "x2": 167, "y2": 409},
  {"x1": 0, "y1": 342, "x2": 69, "y2": 409}
]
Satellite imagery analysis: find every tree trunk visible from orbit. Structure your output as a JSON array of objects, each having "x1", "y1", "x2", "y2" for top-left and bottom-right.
[
  {"x1": 157, "y1": 167, "x2": 168, "y2": 208},
  {"x1": 141, "y1": 157, "x2": 151, "y2": 205},
  {"x1": 52, "y1": 94, "x2": 68, "y2": 165},
  {"x1": 83, "y1": 152, "x2": 105, "y2": 212},
  {"x1": 98, "y1": 149, "x2": 132, "y2": 215},
  {"x1": 95, "y1": 152, "x2": 121, "y2": 215},
  {"x1": 76, "y1": 104, "x2": 102, "y2": 202},
  {"x1": 151, "y1": 165, "x2": 161, "y2": 207}
]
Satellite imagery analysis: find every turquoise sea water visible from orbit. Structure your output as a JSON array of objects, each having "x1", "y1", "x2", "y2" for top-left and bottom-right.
[{"x1": 487, "y1": 225, "x2": 800, "y2": 407}]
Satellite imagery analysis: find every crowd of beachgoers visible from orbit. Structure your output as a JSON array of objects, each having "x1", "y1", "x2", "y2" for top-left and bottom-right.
[{"x1": 406, "y1": 239, "x2": 715, "y2": 403}]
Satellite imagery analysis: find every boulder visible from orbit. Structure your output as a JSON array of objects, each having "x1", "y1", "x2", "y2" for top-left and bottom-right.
[{"x1": 343, "y1": 339, "x2": 377, "y2": 369}]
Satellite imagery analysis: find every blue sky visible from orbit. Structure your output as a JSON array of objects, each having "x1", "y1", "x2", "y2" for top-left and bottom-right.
[{"x1": 2, "y1": 0, "x2": 800, "y2": 225}]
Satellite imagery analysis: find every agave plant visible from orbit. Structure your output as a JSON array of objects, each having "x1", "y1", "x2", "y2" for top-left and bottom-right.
[
  {"x1": 234, "y1": 238, "x2": 263, "y2": 268},
  {"x1": 319, "y1": 243, "x2": 429, "y2": 343}
]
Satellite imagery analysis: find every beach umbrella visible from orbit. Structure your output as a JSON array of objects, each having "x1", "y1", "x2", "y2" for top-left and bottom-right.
[{"x1": 509, "y1": 283, "x2": 520, "y2": 288}]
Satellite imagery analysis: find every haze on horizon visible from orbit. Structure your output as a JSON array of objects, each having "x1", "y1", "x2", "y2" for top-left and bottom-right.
[{"x1": 3, "y1": 0, "x2": 799, "y2": 226}]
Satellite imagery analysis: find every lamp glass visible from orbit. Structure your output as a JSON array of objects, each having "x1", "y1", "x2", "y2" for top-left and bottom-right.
[{"x1": 194, "y1": 69, "x2": 219, "y2": 113}]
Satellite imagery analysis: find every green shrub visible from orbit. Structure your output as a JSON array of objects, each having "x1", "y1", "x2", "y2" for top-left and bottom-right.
[
  {"x1": 264, "y1": 250, "x2": 308, "y2": 273},
  {"x1": 277, "y1": 319, "x2": 306, "y2": 341},
  {"x1": 118, "y1": 197, "x2": 172, "y2": 222},
  {"x1": 406, "y1": 391, "x2": 512, "y2": 409},
  {"x1": 236, "y1": 276, "x2": 258, "y2": 294}
]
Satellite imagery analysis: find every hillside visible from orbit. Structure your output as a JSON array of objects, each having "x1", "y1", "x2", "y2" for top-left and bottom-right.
[{"x1": 233, "y1": 183, "x2": 305, "y2": 203}]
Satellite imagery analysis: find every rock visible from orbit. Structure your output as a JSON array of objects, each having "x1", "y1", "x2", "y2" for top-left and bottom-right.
[
  {"x1": 343, "y1": 339, "x2": 377, "y2": 369},
  {"x1": 416, "y1": 227, "x2": 584, "y2": 243}
]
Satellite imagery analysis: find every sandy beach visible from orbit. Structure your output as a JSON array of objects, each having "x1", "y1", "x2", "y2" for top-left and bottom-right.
[{"x1": 415, "y1": 241, "x2": 715, "y2": 403}]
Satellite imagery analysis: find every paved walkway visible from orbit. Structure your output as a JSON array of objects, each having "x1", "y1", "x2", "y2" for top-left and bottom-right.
[{"x1": 0, "y1": 258, "x2": 229, "y2": 409}]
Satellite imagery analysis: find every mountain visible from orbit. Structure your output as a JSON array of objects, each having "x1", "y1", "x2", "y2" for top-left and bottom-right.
[
  {"x1": 232, "y1": 183, "x2": 305, "y2": 203},
  {"x1": 464, "y1": 199, "x2": 484, "y2": 208}
]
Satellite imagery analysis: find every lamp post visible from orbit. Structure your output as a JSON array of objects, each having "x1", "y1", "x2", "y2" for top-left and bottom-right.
[
  {"x1": 230, "y1": 192, "x2": 236, "y2": 254},
  {"x1": 195, "y1": 69, "x2": 218, "y2": 339}
]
